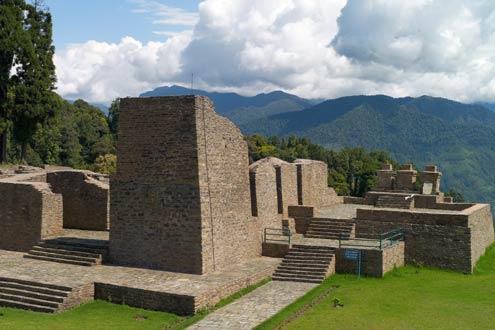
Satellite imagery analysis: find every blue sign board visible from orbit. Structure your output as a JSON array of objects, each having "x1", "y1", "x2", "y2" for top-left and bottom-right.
[
  {"x1": 344, "y1": 249, "x2": 362, "y2": 278},
  {"x1": 344, "y1": 249, "x2": 360, "y2": 261}
]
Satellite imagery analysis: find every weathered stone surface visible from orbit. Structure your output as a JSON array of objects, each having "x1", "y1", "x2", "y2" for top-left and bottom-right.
[
  {"x1": 110, "y1": 96, "x2": 258, "y2": 274},
  {"x1": 294, "y1": 159, "x2": 342, "y2": 207},
  {"x1": 249, "y1": 157, "x2": 299, "y2": 231},
  {"x1": 0, "y1": 181, "x2": 63, "y2": 251},
  {"x1": 335, "y1": 242, "x2": 405, "y2": 277},
  {"x1": 354, "y1": 204, "x2": 494, "y2": 273},
  {"x1": 47, "y1": 171, "x2": 109, "y2": 231}
]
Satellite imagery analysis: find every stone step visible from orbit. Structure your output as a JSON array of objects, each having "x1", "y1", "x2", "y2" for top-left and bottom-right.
[
  {"x1": 26, "y1": 250, "x2": 99, "y2": 263},
  {"x1": 0, "y1": 298, "x2": 56, "y2": 313},
  {"x1": 305, "y1": 234, "x2": 343, "y2": 239},
  {"x1": 274, "y1": 269, "x2": 326, "y2": 277},
  {"x1": 277, "y1": 266, "x2": 328, "y2": 274},
  {"x1": 23, "y1": 254, "x2": 94, "y2": 267},
  {"x1": 272, "y1": 276, "x2": 323, "y2": 284},
  {"x1": 306, "y1": 228, "x2": 353, "y2": 235},
  {"x1": 309, "y1": 219, "x2": 354, "y2": 225},
  {"x1": 286, "y1": 251, "x2": 335, "y2": 258},
  {"x1": 278, "y1": 261, "x2": 329, "y2": 269},
  {"x1": 284, "y1": 255, "x2": 332, "y2": 262},
  {"x1": 291, "y1": 245, "x2": 335, "y2": 251},
  {"x1": 0, "y1": 281, "x2": 69, "y2": 297},
  {"x1": 31, "y1": 246, "x2": 101, "y2": 259},
  {"x1": 273, "y1": 270, "x2": 326, "y2": 278},
  {"x1": 0, "y1": 287, "x2": 65, "y2": 303},
  {"x1": 308, "y1": 222, "x2": 354, "y2": 228},
  {"x1": 39, "y1": 242, "x2": 107, "y2": 255},
  {"x1": 0, "y1": 293, "x2": 60, "y2": 308},
  {"x1": 0, "y1": 277, "x2": 72, "y2": 292}
]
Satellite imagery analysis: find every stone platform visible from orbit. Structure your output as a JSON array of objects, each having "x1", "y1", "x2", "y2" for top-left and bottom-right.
[{"x1": 0, "y1": 237, "x2": 279, "y2": 315}]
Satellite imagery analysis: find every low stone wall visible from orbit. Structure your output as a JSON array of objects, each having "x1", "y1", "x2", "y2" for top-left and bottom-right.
[
  {"x1": 335, "y1": 242, "x2": 405, "y2": 277},
  {"x1": 47, "y1": 171, "x2": 109, "y2": 231},
  {"x1": 95, "y1": 283, "x2": 195, "y2": 316},
  {"x1": 262, "y1": 242, "x2": 290, "y2": 258},
  {"x1": 468, "y1": 204, "x2": 495, "y2": 267},
  {"x1": 61, "y1": 283, "x2": 95, "y2": 311},
  {"x1": 0, "y1": 181, "x2": 63, "y2": 251},
  {"x1": 354, "y1": 205, "x2": 494, "y2": 273}
]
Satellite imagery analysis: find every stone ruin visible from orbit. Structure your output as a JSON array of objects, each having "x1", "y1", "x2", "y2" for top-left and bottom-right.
[
  {"x1": 0, "y1": 95, "x2": 493, "y2": 315},
  {"x1": 110, "y1": 96, "x2": 341, "y2": 274},
  {"x1": 0, "y1": 167, "x2": 109, "y2": 251}
]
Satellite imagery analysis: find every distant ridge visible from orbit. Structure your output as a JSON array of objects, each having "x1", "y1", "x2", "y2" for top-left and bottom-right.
[
  {"x1": 239, "y1": 94, "x2": 495, "y2": 205},
  {"x1": 139, "y1": 85, "x2": 314, "y2": 124}
]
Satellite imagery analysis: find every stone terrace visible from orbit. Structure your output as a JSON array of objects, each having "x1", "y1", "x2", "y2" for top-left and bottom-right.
[{"x1": 0, "y1": 248, "x2": 278, "y2": 315}]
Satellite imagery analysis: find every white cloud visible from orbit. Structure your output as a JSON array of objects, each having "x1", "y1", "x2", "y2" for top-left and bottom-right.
[
  {"x1": 55, "y1": 33, "x2": 191, "y2": 103},
  {"x1": 131, "y1": 0, "x2": 199, "y2": 26},
  {"x1": 54, "y1": 0, "x2": 495, "y2": 103}
]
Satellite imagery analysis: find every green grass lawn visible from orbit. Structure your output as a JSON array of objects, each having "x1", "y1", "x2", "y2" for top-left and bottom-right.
[
  {"x1": 0, "y1": 300, "x2": 179, "y2": 330},
  {"x1": 0, "y1": 278, "x2": 270, "y2": 330},
  {"x1": 257, "y1": 243, "x2": 495, "y2": 330}
]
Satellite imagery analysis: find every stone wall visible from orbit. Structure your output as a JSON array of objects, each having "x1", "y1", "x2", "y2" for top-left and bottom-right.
[
  {"x1": 196, "y1": 96, "x2": 259, "y2": 273},
  {"x1": 335, "y1": 242, "x2": 405, "y2": 277},
  {"x1": 0, "y1": 181, "x2": 63, "y2": 251},
  {"x1": 47, "y1": 171, "x2": 109, "y2": 231},
  {"x1": 110, "y1": 96, "x2": 259, "y2": 274},
  {"x1": 249, "y1": 157, "x2": 298, "y2": 231},
  {"x1": 249, "y1": 158, "x2": 284, "y2": 230},
  {"x1": 468, "y1": 204, "x2": 495, "y2": 267},
  {"x1": 294, "y1": 159, "x2": 341, "y2": 208},
  {"x1": 354, "y1": 206, "x2": 494, "y2": 273}
]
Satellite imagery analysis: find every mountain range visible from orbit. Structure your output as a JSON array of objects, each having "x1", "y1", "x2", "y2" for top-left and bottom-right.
[{"x1": 141, "y1": 85, "x2": 495, "y2": 206}]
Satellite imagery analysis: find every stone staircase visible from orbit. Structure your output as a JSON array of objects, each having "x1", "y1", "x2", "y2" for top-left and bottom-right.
[
  {"x1": 305, "y1": 218, "x2": 356, "y2": 240},
  {"x1": 272, "y1": 245, "x2": 335, "y2": 283},
  {"x1": 376, "y1": 195, "x2": 413, "y2": 209},
  {"x1": 24, "y1": 238, "x2": 108, "y2": 266},
  {"x1": 0, "y1": 277, "x2": 73, "y2": 313}
]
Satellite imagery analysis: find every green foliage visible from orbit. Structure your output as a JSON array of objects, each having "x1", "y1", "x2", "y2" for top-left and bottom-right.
[
  {"x1": 240, "y1": 95, "x2": 495, "y2": 206},
  {"x1": 445, "y1": 188, "x2": 465, "y2": 203},
  {"x1": 246, "y1": 134, "x2": 395, "y2": 196},
  {"x1": 94, "y1": 154, "x2": 117, "y2": 175},
  {"x1": 107, "y1": 97, "x2": 120, "y2": 138},
  {"x1": 1, "y1": 0, "x2": 57, "y2": 161}
]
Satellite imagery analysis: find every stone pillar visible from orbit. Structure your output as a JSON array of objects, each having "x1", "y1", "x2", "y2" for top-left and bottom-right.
[
  {"x1": 396, "y1": 164, "x2": 417, "y2": 191},
  {"x1": 376, "y1": 163, "x2": 394, "y2": 190},
  {"x1": 109, "y1": 96, "x2": 258, "y2": 274},
  {"x1": 419, "y1": 165, "x2": 442, "y2": 194}
]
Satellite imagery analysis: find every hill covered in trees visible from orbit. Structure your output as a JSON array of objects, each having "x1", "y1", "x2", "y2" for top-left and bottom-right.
[{"x1": 240, "y1": 95, "x2": 495, "y2": 204}]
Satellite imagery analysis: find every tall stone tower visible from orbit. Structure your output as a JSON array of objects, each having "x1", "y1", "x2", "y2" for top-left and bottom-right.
[{"x1": 109, "y1": 96, "x2": 259, "y2": 274}]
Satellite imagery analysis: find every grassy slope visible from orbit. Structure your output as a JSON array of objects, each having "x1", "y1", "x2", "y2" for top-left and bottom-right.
[
  {"x1": 0, "y1": 278, "x2": 271, "y2": 330},
  {"x1": 257, "y1": 244, "x2": 495, "y2": 330}
]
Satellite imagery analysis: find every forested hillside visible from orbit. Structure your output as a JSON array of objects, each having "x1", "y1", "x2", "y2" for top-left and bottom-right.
[{"x1": 240, "y1": 95, "x2": 495, "y2": 204}]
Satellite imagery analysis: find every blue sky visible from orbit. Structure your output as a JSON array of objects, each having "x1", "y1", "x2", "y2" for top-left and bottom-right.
[
  {"x1": 49, "y1": 0, "x2": 495, "y2": 104},
  {"x1": 46, "y1": 0, "x2": 200, "y2": 51}
]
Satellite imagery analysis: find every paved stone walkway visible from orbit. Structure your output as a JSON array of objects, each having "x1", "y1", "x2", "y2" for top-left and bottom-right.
[{"x1": 187, "y1": 281, "x2": 316, "y2": 330}]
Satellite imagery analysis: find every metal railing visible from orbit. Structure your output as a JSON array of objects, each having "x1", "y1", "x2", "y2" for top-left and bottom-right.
[
  {"x1": 339, "y1": 228, "x2": 404, "y2": 250},
  {"x1": 263, "y1": 227, "x2": 292, "y2": 245}
]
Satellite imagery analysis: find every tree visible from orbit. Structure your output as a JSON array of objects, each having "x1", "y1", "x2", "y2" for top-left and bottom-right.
[
  {"x1": 445, "y1": 189, "x2": 465, "y2": 203},
  {"x1": 0, "y1": 0, "x2": 24, "y2": 162},
  {"x1": 0, "y1": 0, "x2": 56, "y2": 162},
  {"x1": 108, "y1": 98, "x2": 120, "y2": 138}
]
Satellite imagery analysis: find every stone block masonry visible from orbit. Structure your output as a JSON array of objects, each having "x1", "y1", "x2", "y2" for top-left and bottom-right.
[
  {"x1": 47, "y1": 171, "x2": 109, "y2": 231},
  {"x1": 110, "y1": 96, "x2": 258, "y2": 274},
  {"x1": 294, "y1": 159, "x2": 342, "y2": 208},
  {"x1": 354, "y1": 204, "x2": 494, "y2": 273},
  {"x1": 0, "y1": 181, "x2": 63, "y2": 251}
]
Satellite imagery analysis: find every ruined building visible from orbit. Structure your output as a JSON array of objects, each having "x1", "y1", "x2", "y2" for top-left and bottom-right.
[{"x1": 0, "y1": 95, "x2": 493, "y2": 315}]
